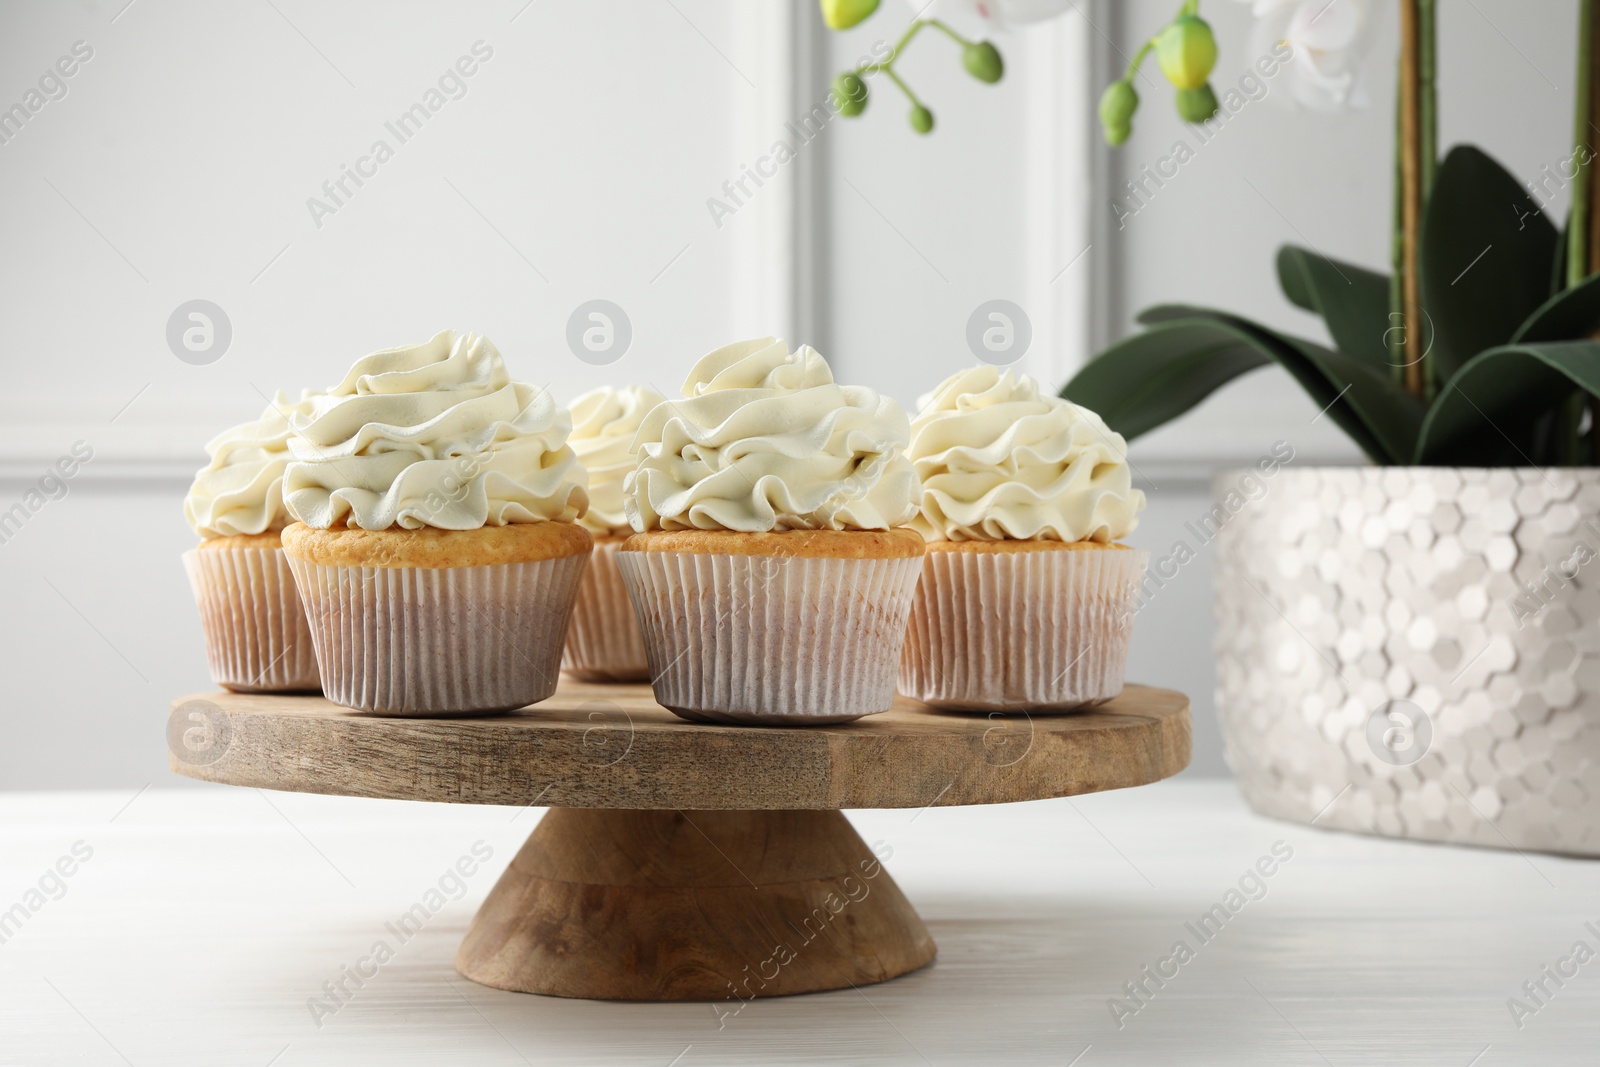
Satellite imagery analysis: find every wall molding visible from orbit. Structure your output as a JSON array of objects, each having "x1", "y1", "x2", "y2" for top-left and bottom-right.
[
  {"x1": 735, "y1": 0, "x2": 809, "y2": 343},
  {"x1": 7, "y1": 5, "x2": 1303, "y2": 488},
  {"x1": 1024, "y1": 7, "x2": 1098, "y2": 386}
]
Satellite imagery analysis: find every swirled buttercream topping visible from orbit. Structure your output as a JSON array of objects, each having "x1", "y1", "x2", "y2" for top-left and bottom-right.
[
  {"x1": 567, "y1": 385, "x2": 665, "y2": 536},
  {"x1": 624, "y1": 337, "x2": 919, "y2": 532},
  {"x1": 283, "y1": 330, "x2": 587, "y2": 531},
  {"x1": 907, "y1": 366, "x2": 1145, "y2": 542},
  {"x1": 185, "y1": 392, "x2": 315, "y2": 539}
]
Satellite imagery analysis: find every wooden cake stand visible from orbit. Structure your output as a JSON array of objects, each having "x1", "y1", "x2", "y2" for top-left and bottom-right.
[{"x1": 168, "y1": 680, "x2": 1190, "y2": 1001}]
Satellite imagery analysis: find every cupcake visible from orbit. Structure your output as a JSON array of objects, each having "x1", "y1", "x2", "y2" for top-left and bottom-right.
[
  {"x1": 616, "y1": 337, "x2": 924, "y2": 725},
  {"x1": 899, "y1": 366, "x2": 1148, "y2": 711},
  {"x1": 280, "y1": 330, "x2": 591, "y2": 715},
  {"x1": 182, "y1": 393, "x2": 322, "y2": 692},
  {"x1": 562, "y1": 385, "x2": 666, "y2": 682}
]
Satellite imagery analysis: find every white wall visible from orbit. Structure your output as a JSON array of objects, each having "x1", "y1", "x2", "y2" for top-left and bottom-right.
[
  {"x1": 818, "y1": 7, "x2": 1093, "y2": 398},
  {"x1": 0, "y1": 0, "x2": 808, "y2": 789},
  {"x1": 0, "y1": 0, "x2": 1104, "y2": 790},
  {"x1": 3, "y1": 0, "x2": 1582, "y2": 789}
]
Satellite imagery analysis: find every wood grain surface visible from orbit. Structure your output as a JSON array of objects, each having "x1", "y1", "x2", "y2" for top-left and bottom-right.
[
  {"x1": 456, "y1": 808, "x2": 936, "y2": 1000},
  {"x1": 167, "y1": 681, "x2": 1192, "y2": 810}
]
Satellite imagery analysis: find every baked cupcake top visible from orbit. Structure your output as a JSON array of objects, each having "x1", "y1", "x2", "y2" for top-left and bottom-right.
[
  {"x1": 567, "y1": 384, "x2": 666, "y2": 537},
  {"x1": 907, "y1": 366, "x2": 1145, "y2": 543},
  {"x1": 624, "y1": 337, "x2": 919, "y2": 533},
  {"x1": 184, "y1": 391, "x2": 316, "y2": 539},
  {"x1": 283, "y1": 330, "x2": 587, "y2": 531}
]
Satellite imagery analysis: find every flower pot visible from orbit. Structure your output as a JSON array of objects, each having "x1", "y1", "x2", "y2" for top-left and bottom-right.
[{"x1": 1214, "y1": 467, "x2": 1600, "y2": 855}]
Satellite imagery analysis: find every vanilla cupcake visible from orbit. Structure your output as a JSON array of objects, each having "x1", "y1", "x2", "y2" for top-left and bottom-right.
[
  {"x1": 280, "y1": 330, "x2": 591, "y2": 715},
  {"x1": 617, "y1": 337, "x2": 923, "y2": 725},
  {"x1": 183, "y1": 393, "x2": 322, "y2": 692},
  {"x1": 900, "y1": 366, "x2": 1148, "y2": 711},
  {"x1": 562, "y1": 385, "x2": 665, "y2": 682}
]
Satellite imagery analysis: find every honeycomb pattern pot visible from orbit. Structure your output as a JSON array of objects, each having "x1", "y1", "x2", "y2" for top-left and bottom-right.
[{"x1": 1215, "y1": 467, "x2": 1600, "y2": 855}]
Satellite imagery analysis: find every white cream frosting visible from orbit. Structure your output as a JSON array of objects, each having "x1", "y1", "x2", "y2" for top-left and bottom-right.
[
  {"x1": 185, "y1": 392, "x2": 316, "y2": 539},
  {"x1": 624, "y1": 337, "x2": 919, "y2": 533},
  {"x1": 907, "y1": 366, "x2": 1145, "y2": 542},
  {"x1": 567, "y1": 385, "x2": 665, "y2": 536},
  {"x1": 283, "y1": 330, "x2": 587, "y2": 531}
]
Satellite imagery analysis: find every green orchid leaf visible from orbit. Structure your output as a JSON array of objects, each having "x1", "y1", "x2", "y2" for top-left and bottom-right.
[
  {"x1": 1415, "y1": 340, "x2": 1600, "y2": 464},
  {"x1": 1059, "y1": 319, "x2": 1271, "y2": 443},
  {"x1": 1137, "y1": 305, "x2": 1426, "y2": 463},
  {"x1": 1420, "y1": 146, "x2": 1558, "y2": 381},
  {"x1": 1511, "y1": 269, "x2": 1600, "y2": 344},
  {"x1": 1278, "y1": 251, "x2": 1316, "y2": 313},
  {"x1": 1275, "y1": 245, "x2": 1396, "y2": 368}
]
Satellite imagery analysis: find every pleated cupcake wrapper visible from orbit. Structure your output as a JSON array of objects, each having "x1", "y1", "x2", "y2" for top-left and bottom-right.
[
  {"x1": 899, "y1": 547, "x2": 1150, "y2": 711},
  {"x1": 286, "y1": 554, "x2": 586, "y2": 716},
  {"x1": 562, "y1": 539, "x2": 650, "y2": 682},
  {"x1": 615, "y1": 550, "x2": 922, "y2": 724},
  {"x1": 183, "y1": 547, "x2": 320, "y2": 693}
]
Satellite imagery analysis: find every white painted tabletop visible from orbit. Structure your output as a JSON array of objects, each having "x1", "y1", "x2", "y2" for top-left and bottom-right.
[{"x1": 1, "y1": 780, "x2": 1596, "y2": 1066}]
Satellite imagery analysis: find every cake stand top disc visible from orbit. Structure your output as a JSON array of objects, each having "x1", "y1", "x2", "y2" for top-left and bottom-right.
[{"x1": 168, "y1": 681, "x2": 1190, "y2": 810}]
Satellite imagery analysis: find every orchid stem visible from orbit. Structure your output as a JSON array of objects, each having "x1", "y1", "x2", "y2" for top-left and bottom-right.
[
  {"x1": 1125, "y1": 39, "x2": 1156, "y2": 81},
  {"x1": 925, "y1": 19, "x2": 972, "y2": 47},
  {"x1": 1571, "y1": 0, "x2": 1593, "y2": 291},
  {"x1": 1419, "y1": 0, "x2": 1437, "y2": 399},
  {"x1": 1568, "y1": 0, "x2": 1600, "y2": 462},
  {"x1": 883, "y1": 67, "x2": 923, "y2": 109},
  {"x1": 855, "y1": 18, "x2": 947, "y2": 112},
  {"x1": 1397, "y1": 0, "x2": 1428, "y2": 402}
]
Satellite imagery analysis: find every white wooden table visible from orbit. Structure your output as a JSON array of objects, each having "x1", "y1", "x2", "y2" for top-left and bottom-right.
[{"x1": 1, "y1": 781, "x2": 1596, "y2": 1065}]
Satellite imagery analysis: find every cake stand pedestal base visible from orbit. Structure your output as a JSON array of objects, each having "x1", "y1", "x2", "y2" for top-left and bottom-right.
[
  {"x1": 171, "y1": 680, "x2": 1191, "y2": 1002},
  {"x1": 455, "y1": 808, "x2": 936, "y2": 1001}
]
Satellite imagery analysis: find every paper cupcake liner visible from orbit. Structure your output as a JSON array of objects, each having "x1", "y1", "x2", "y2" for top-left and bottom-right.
[
  {"x1": 286, "y1": 554, "x2": 587, "y2": 716},
  {"x1": 615, "y1": 550, "x2": 922, "y2": 724},
  {"x1": 562, "y1": 538, "x2": 650, "y2": 682},
  {"x1": 183, "y1": 546, "x2": 320, "y2": 693},
  {"x1": 899, "y1": 547, "x2": 1149, "y2": 711}
]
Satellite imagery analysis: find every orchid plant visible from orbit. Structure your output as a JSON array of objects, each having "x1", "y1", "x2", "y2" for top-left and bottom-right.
[
  {"x1": 1098, "y1": 2, "x2": 1377, "y2": 144},
  {"x1": 816, "y1": 0, "x2": 1600, "y2": 464},
  {"x1": 1064, "y1": 0, "x2": 1600, "y2": 467},
  {"x1": 818, "y1": 0, "x2": 1054, "y2": 132}
]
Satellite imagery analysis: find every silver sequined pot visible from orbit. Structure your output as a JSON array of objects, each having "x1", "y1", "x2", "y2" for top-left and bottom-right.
[{"x1": 1214, "y1": 467, "x2": 1600, "y2": 856}]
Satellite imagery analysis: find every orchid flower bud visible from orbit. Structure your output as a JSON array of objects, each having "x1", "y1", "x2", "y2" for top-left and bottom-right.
[
  {"x1": 910, "y1": 104, "x2": 934, "y2": 133},
  {"x1": 1156, "y1": 15, "x2": 1217, "y2": 90},
  {"x1": 1099, "y1": 79, "x2": 1139, "y2": 145},
  {"x1": 833, "y1": 72, "x2": 868, "y2": 116},
  {"x1": 820, "y1": 0, "x2": 879, "y2": 31},
  {"x1": 962, "y1": 41, "x2": 1004, "y2": 84},
  {"x1": 1175, "y1": 82, "x2": 1219, "y2": 123}
]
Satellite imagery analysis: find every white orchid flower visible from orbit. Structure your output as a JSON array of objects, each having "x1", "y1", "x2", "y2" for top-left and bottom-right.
[
  {"x1": 1237, "y1": 0, "x2": 1378, "y2": 111},
  {"x1": 903, "y1": 0, "x2": 1074, "y2": 33}
]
